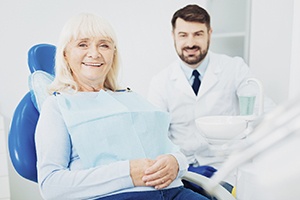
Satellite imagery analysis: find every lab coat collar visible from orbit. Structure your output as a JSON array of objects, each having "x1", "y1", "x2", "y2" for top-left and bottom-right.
[
  {"x1": 170, "y1": 60, "x2": 196, "y2": 97},
  {"x1": 198, "y1": 51, "x2": 220, "y2": 97}
]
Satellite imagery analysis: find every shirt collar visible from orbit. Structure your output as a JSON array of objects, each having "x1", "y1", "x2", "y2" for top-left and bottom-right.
[{"x1": 180, "y1": 53, "x2": 210, "y2": 81}]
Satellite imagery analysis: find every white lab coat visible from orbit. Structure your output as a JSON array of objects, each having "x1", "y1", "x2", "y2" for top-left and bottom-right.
[{"x1": 148, "y1": 51, "x2": 275, "y2": 167}]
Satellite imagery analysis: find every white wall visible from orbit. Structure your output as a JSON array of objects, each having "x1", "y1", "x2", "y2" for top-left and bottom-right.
[
  {"x1": 289, "y1": 0, "x2": 300, "y2": 99},
  {"x1": 249, "y1": 0, "x2": 294, "y2": 104},
  {"x1": 0, "y1": 0, "x2": 297, "y2": 199}
]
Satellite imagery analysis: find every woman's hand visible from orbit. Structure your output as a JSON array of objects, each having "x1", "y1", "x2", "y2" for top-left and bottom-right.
[
  {"x1": 142, "y1": 154, "x2": 179, "y2": 189},
  {"x1": 130, "y1": 159, "x2": 155, "y2": 186}
]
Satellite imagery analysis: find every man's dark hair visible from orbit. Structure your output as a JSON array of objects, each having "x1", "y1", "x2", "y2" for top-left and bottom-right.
[{"x1": 171, "y1": 4, "x2": 211, "y2": 30}]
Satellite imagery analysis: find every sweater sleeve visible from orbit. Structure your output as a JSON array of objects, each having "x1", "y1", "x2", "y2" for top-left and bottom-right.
[
  {"x1": 35, "y1": 96, "x2": 134, "y2": 200},
  {"x1": 170, "y1": 152, "x2": 188, "y2": 178}
]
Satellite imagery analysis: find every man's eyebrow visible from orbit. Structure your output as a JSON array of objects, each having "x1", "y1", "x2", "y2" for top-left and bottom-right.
[
  {"x1": 194, "y1": 30, "x2": 205, "y2": 33},
  {"x1": 177, "y1": 29, "x2": 205, "y2": 33}
]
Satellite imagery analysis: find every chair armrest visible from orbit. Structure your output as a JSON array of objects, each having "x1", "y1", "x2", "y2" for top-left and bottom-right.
[{"x1": 182, "y1": 171, "x2": 236, "y2": 200}]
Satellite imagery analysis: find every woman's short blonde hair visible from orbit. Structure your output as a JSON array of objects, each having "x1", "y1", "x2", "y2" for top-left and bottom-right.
[{"x1": 49, "y1": 13, "x2": 120, "y2": 93}]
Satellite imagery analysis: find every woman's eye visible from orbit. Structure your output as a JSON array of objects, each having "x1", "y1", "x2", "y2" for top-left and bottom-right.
[
  {"x1": 99, "y1": 42, "x2": 113, "y2": 50},
  {"x1": 78, "y1": 43, "x2": 88, "y2": 47},
  {"x1": 99, "y1": 44, "x2": 109, "y2": 49}
]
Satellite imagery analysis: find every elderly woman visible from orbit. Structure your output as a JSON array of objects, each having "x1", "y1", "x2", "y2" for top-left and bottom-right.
[{"x1": 35, "y1": 13, "x2": 208, "y2": 200}]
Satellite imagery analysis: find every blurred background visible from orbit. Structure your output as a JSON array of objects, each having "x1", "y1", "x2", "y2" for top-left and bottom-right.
[{"x1": 0, "y1": 0, "x2": 299, "y2": 199}]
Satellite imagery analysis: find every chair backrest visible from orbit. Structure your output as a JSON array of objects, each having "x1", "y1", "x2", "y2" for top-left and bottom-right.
[{"x1": 8, "y1": 44, "x2": 56, "y2": 182}]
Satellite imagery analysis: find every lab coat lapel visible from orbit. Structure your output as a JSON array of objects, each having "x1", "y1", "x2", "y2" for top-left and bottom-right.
[
  {"x1": 170, "y1": 62, "x2": 195, "y2": 98},
  {"x1": 197, "y1": 55, "x2": 220, "y2": 98}
]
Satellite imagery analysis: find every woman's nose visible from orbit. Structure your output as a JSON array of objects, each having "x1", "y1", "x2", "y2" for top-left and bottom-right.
[{"x1": 87, "y1": 46, "x2": 101, "y2": 58}]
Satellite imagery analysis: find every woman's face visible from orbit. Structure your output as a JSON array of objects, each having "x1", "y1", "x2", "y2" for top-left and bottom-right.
[{"x1": 64, "y1": 36, "x2": 115, "y2": 91}]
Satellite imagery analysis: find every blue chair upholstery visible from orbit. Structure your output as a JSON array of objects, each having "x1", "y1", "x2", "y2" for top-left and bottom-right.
[
  {"x1": 28, "y1": 43, "x2": 56, "y2": 75},
  {"x1": 8, "y1": 44, "x2": 56, "y2": 182}
]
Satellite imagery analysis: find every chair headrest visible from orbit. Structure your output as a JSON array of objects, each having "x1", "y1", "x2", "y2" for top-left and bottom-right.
[{"x1": 28, "y1": 44, "x2": 56, "y2": 75}]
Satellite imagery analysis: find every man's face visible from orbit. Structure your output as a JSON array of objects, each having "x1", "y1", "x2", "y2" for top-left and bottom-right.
[{"x1": 173, "y1": 18, "x2": 212, "y2": 68}]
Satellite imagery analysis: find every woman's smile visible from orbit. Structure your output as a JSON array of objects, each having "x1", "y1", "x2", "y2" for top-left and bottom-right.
[{"x1": 81, "y1": 62, "x2": 104, "y2": 67}]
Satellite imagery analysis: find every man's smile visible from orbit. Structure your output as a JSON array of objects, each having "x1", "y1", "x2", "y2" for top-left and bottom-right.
[{"x1": 183, "y1": 46, "x2": 200, "y2": 55}]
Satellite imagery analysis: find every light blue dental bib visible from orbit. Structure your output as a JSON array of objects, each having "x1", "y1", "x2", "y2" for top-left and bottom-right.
[{"x1": 57, "y1": 90, "x2": 176, "y2": 168}]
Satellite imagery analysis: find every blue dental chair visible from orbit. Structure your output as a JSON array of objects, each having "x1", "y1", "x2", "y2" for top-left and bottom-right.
[
  {"x1": 8, "y1": 43, "x2": 56, "y2": 182},
  {"x1": 8, "y1": 43, "x2": 235, "y2": 200}
]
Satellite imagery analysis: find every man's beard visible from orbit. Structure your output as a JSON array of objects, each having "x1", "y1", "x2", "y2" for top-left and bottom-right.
[{"x1": 177, "y1": 41, "x2": 210, "y2": 65}]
